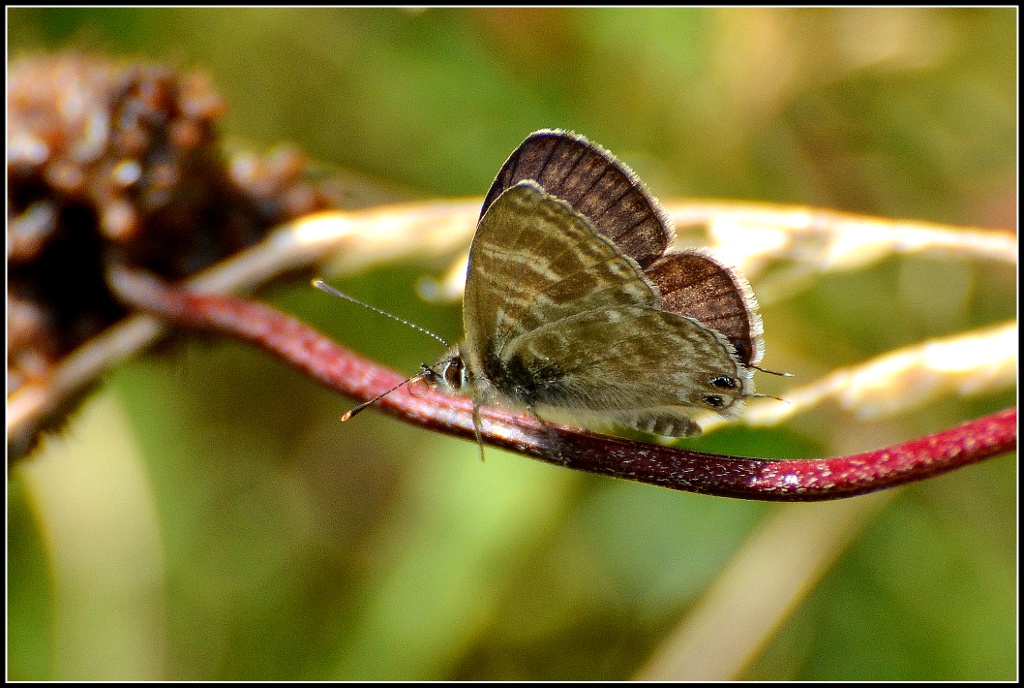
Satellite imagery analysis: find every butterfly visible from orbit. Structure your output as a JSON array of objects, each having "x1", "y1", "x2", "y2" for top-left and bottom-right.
[{"x1": 417, "y1": 129, "x2": 765, "y2": 440}]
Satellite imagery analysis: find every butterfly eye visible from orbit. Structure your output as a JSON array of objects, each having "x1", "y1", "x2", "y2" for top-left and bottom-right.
[
  {"x1": 710, "y1": 376, "x2": 737, "y2": 389},
  {"x1": 703, "y1": 395, "x2": 726, "y2": 408},
  {"x1": 443, "y1": 356, "x2": 465, "y2": 389}
]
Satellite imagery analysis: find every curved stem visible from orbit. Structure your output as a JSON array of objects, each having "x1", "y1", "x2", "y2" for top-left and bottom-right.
[{"x1": 108, "y1": 266, "x2": 1017, "y2": 501}]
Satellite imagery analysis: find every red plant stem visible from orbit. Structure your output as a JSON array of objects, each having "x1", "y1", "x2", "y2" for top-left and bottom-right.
[{"x1": 109, "y1": 267, "x2": 1017, "y2": 501}]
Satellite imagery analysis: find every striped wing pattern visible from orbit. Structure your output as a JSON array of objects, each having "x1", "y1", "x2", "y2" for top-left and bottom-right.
[{"x1": 461, "y1": 181, "x2": 749, "y2": 437}]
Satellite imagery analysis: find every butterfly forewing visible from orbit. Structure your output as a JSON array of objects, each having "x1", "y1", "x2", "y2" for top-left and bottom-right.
[
  {"x1": 481, "y1": 130, "x2": 674, "y2": 269},
  {"x1": 463, "y1": 181, "x2": 661, "y2": 381}
]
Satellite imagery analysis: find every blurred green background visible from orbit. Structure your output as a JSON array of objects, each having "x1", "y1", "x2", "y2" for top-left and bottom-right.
[{"x1": 8, "y1": 8, "x2": 1016, "y2": 680}]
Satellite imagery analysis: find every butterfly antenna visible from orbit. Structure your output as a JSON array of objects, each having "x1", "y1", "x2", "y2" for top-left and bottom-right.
[
  {"x1": 312, "y1": 278, "x2": 451, "y2": 421},
  {"x1": 340, "y1": 374, "x2": 425, "y2": 422},
  {"x1": 749, "y1": 365, "x2": 791, "y2": 403},
  {"x1": 752, "y1": 364, "x2": 793, "y2": 377},
  {"x1": 749, "y1": 392, "x2": 788, "y2": 404},
  {"x1": 312, "y1": 278, "x2": 450, "y2": 348}
]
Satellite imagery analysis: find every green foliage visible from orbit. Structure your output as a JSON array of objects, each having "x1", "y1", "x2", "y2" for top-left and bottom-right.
[{"x1": 8, "y1": 7, "x2": 1015, "y2": 680}]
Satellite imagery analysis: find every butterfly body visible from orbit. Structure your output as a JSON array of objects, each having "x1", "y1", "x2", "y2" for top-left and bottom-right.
[{"x1": 425, "y1": 132, "x2": 764, "y2": 439}]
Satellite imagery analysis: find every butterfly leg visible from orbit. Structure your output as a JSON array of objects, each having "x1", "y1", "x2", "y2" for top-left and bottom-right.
[
  {"x1": 528, "y1": 405, "x2": 570, "y2": 466},
  {"x1": 472, "y1": 401, "x2": 486, "y2": 462}
]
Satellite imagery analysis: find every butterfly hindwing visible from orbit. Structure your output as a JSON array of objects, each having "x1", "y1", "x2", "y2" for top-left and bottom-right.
[
  {"x1": 499, "y1": 306, "x2": 749, "y2": 436},
  {"x1": 645, "y1": 251, "x2": 764, "y2": 367}
]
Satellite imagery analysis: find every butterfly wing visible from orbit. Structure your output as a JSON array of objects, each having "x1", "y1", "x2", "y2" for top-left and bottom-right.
[
  {"x1": 646, "y1": 251, "x2": 764, "y2": 367},
  {"x1": 462, "y1": 180, "x2": 662, "y2": 382},
  {"x1": 463, "y1": 181, "x2": 749, "y2": 436},
  {"x1": 484, "y1": 131, "x2": 764, "y2": 369},
  {"x1": 500, "y1": 306, "x2": 750, "y2": 437},
  {"x1": 481, "y1": 130, "x2": 674, "y2": 268}
]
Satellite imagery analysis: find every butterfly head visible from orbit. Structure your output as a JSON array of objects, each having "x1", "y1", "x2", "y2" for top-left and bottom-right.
[{"x1": 421, "y1": 346, "x2": 469, "y2": 395}]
